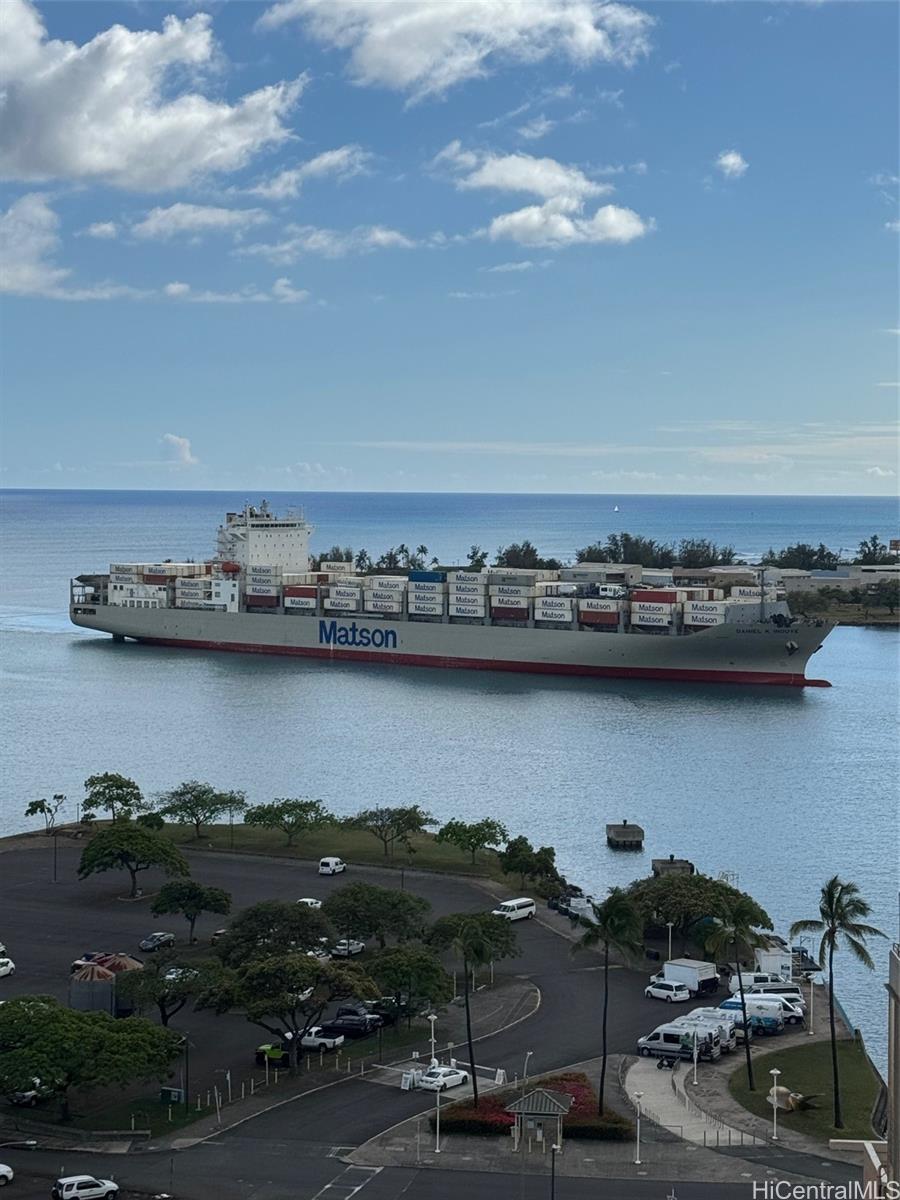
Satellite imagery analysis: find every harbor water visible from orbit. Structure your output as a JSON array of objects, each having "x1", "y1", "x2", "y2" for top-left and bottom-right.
[{"x1": 1, "y1": 489, "x2": 898, "y2": 1068}]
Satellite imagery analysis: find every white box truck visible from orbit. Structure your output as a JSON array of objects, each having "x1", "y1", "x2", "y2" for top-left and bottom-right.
[
  {"x1": 754, "y1": 948, "x2": 793, "y2": 979},
  {"x1": 650, "y1": 958, "x2": 720, "y2": 996}
]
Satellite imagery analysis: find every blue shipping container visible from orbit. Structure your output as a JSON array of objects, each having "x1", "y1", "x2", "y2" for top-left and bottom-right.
[{"x1": 408, "y1": 570, "x2": 446, "y2": 582}]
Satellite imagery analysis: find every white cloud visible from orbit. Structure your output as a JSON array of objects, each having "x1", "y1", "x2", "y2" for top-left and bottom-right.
[
  {"x1": 132, "y1": 204, "x2": 269, "y2": 241},
  {"x1": 482, "y1": 260, "x2": 537, "y2": 273},
  {"x1": 598, "y1": 88, "x2": 624, "y2": 108},
  {"x1": 0, "y1": 193, "x2": 142, "y2": 300},
  {"x1": 518, "y1": 116, "x2": 556, "y2": 141},
  {"x1": 82, "y1": 221, "x2": 118, "y2": 240},
  {"x1": 435, "y1": 141, "x2": 610, "y2": 202},
  {"x1": 162, "y1": 433, "x2": 198, "y2": 466},
  {"x1": 256, "y1": 0, "x2": 654, "y2": 101},
  {"x1": 246, "y1": 145, "x2": 371, "y2": 200},
  {"x1": 716, "y1": 149, "x2": 748, "y2": 179},
  {"x1": 448, "y1": 289, "x2": 518, "y2": 300},
  {"x1": 877, "y1": 381, "x2": 900, "y2": 388},
  {"x1": 271, "y1": 277, "x2": 310, "y2": 304},
  {"x1": 485, "y1": 200, "x2": 651, "y2": 247},
  {"x1": 164, "y1": 282, "x2": 191, "y2": 298},
  {"x1": 886, "y1": 219, "x2": 900, "y2": 233},
  {"x1": 0, "y1": 0, "x2": 305, "y2": 190},
  {"x1": 239, "y1": 224, "x2": 415, "y2": 264},
  {"x1": 866, "y1": 466, "x2": 895, "y2": 477},
  {"x1": 163, "y1": 277, "x2": 311, "y2": 304}
]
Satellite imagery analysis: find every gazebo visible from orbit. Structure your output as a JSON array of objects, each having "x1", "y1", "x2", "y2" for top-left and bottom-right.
[{"x1": 505, "y1": 1089, "x2": 574, "y2": 1151}]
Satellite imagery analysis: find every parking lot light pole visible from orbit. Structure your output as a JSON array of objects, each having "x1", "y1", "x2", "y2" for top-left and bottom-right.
[
  {"x1": 633, "y1": 1092, "x2": 643, "y2": 1165},
  {"x1": 550, "y1": 1143, "x2": 560, "y2": 1200},
  {"x1": 666, "y1": 922, "x2": 674, "y2": 961},
  {"x1": 434, "y1": 1084, "x2": 441, "y2": 1154},
  {"x1": 522, "y1": 1050, "x2": 533, "y2": 1094},
  {"x1": 427, "y1": 1013, "x2": 437, "y2": 1067},
  {"x1": 769, "y1": 1069, "x2": 781, "y2": 1140},
  {"x1": 808, "y1": 975, "x2": 815, "y2": 1036}
]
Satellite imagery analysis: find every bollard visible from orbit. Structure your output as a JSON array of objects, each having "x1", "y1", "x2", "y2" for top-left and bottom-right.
[
  {"x1": 241, "y1": 1082, "x2": 246, "y2": 1100},
  {"x1": 251, "y1": 1078, "x2": 256, "y2": 1095},
  {"x1": 347, "y1": 1059, "x2": 351, "y2": 1074},
  {"x1": 306, "y1": 1055, "x2": 311, "y2": 1072},
  {"x1": 274, "y1": 1069, "x2": 279, "y2": 1085},
  {"x1": 206, "y1": 1090, "x2": 211, "y2": 1107},
  {"x1": 167, "y1": 1105, "x2": 172, "y2": 1123},
  {"x1": 196, "y1": 1095, "x2": 201, "y2": 1111},
  {"x1": 360, "y1": 1059, "x2": 365, "y2": 1076}
]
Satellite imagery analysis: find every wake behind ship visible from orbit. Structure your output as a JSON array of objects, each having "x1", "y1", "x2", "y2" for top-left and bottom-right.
[{"x1": 70, "y1": 503, "x2": 835, "y2": 687}]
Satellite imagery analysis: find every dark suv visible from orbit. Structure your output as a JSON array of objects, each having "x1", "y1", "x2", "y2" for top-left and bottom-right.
[{"x1": 318, "y1": 1014, "x2": 380, "y2": 1039}]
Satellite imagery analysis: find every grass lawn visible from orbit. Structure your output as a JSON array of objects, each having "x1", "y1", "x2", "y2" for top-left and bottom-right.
[
  {"x1": 164, "y1": 822, "x2": 514, "y2": 884},
  {"x1": 728, "y1": 1037, "x2": 881, "y2": 1142},
  {"x1": 71, "y1": 1096, "x2": 202, "y2": 1138}
]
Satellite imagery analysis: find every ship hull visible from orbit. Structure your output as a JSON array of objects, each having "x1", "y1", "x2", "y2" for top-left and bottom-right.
[{"x1": 70, "y1": 605, "x2": 834, "y2": 687}]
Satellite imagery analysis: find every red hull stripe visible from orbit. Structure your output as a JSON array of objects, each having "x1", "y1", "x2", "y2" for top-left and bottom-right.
[{"x1": 136, "y1": 635, "x2": 831, "y2": 688}]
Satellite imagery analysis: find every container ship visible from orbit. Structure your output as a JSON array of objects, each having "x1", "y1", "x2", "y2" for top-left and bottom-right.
[{"x1": 69, "y1": 503, "x2": 835, "y2": 687}]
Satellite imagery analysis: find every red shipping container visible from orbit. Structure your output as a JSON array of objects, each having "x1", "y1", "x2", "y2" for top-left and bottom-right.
[
  {"x1": 246, "y1": 594, "x2": 279, "y2": 607},
  {"x1": 580, "y1": 610, "x2": 619, "y2": 625},
  {"x1": 283, "y1": 585, "x2": 318, "y2": 597},
  {"x1": 491, "y1": 606, "x2": 528, "y2": 620},
  {"x1": 142, "y1": 574, "x2": 168, "y2": 584},
  {"x1": 632, "y1": 589, "x2": 679, "y2": 602},
  {"x1": 221, "y1": 561, "x2": 241, "y2": 574}
]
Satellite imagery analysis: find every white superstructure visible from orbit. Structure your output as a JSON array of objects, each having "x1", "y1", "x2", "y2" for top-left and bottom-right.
[{"x1": 216, "y1": 502, "x2": 313, "y2": 574}]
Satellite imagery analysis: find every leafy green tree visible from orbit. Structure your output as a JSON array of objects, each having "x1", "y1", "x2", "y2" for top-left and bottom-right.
[
  {"x1": 350, "y1": 805, "x2": 436, "y2": 858},
  {"x1": 369, "y1": 945, "x2": 452, "y2": 1020},
  {"x1": 244, "y1": 798, "x2": 333, "y2": 846},
  {"x1": 467, "y1": 545, "x2": 489, "y2": 570},
  {"x1": 494, "y1": 540, "x2": 561, "y2": 570},
  {"x1": 498, "y1": 835, "x2": 537, "y2": 887},
  {"x1": 376, "y1": 547, "x2": 401, "y2": 569},
  {"x1": 152, "y1": 879, "x2": 231, "y2": 943},
  {"x1": 429, "y1": 914, "x2": 518, "y2": 1108},
  {"x1": 323, "y1": 883, "x2": 430, "y2": 948},
  {"x1": 677, "y1": 538, "x2": 735, "y2": 568},
  {"x1": 763, "y1": 542, "x2": 840, "y2": 571},
  {"x1": 136, "y1": 811, "x2": 166, "y2": 830},
  {"x1": 24, "y1": 794, "x2": 66, "y2": 832},
  {"x1": 214, "y1": 900, "x2": 333, "y2": 967},
  {"x1": 77, "y1": 824, "x2": 189, "y2": 897},
  {"x1": 158, "y1": 781, "x2": 246, "y2": 839},
  {"x1": 627, "y1": 873, "x2": 772, "y2": 947},
  {"x1": 83, "y1": 772, "x2": 143, "y2": 823},
  {"x1": 854, "y1": 534, "x2": 896, "y2": 565},
  {"x1": 354, "y1": 549, "x2": 372, "y2": 573},
  {"x1": 577, "y1": 533, "x2": 676, "y2": 568},
  {"x1": 436, "y1": 818, "x2": 509, "y2": 864},
  {"x1": 798, "y1": 590, "x2": 831, "y2": 614},
  {"x1": 573, "y1": 889, "x2": 643, "y2": 1113},
  {"x1": 314, "y1": 545, "x2": 353, "y2": 567},
  {"x1": 702, "y1": 900, "x2": 771, "y2": 1092},
  {"x1": 0, "y1": 996, "x2": 180, "y2": 1120},
  {"x1": 790, "y1": 878, "x2": 885, "y2": 1129},
  {"x1": 871, "y1": 578, "x2": 900, "y2": 614},
  {"x1": 116, "y1": 951, "x2": 223, "y2": 1027},
  {"x1": 199, "y1": 954, "x2": 378, "y2": 1071}
]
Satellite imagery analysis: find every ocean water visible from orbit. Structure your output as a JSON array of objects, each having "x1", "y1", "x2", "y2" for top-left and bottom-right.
[{"x1": 1, "y1": 489, "x2": 898, "y2": 1068}]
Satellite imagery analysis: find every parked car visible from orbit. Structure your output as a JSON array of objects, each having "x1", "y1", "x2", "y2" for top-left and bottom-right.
[
  {"x1": 418, "y1": 1066, "x2": 469, "y2": 1092},
  {"x1": 162, "y1": 967, "x2": 198, "y2": 986},
  {"x1": 52, "y1": 1176, "x2": 119, "y2": 1199},
  {"x1": 644, "y1": 980, "x2": 691, "y2": 1003},
  {"x1": 297, "y1": 897, "x2": 322, "y2": 909},
  {"x1": 337, "y1": 1002, "x2": 384, "y2": 1026},
  {"x1": 301, "y1": 1026, "x2": 345, "y2": 1051},
  {"x1": 138, "y1": 931, "x2": 176, "y2": 952},
  {"x1": 306, "y1": 947, "x2": 332, "y2": 962},
  {"x1": 491, "y1": 898, "x2": 536, "y2": 922},
  {"x1": 9, "y1": 1077, "x2": 55, "y2": 1106},
  {"x1": 0, "y1": 941, "x2": 7, "y2": 956},
  {"x1": 331, "y1": 939, "x2": 365, "y2": 957},
  {"x1": 318, "y1": 857, "x2": 346, "y2": 876},
  {"x1": 0, "y1": 1163, "x2": 13, "y2": 1187},
  {"x1": 0, "y1": 958, "x2": 14, "y2": 978},
  {"x1": 317, "y1": 1015, "x2": 380, "y2": 1039},
  {"x1": 210, "y1": 928, "x2": 228, "y2": 944}
]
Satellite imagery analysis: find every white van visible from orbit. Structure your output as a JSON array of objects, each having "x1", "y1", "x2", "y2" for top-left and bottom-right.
[
  {"x1": 747, "y1": 981, "x2": 806, "y2": 1009},
  {"x1": 637, "y1": 1023, "x2": 721, "y2": 1061},
  {"x1": 728, "y1": 971, "x2": 784, "y2": 995},
  {"x1": 718, "y1": 996, "x2": 785, "y2": 1034},
  {"x1": 673, "y1": 1012, "x2": 738, "y2": 1053},
  {"x1": 318, "y1": 857, "x2": 346, "y2": 876},
  {"x1": 491, "y1": 898, "x2": 536, "y2": 922}
]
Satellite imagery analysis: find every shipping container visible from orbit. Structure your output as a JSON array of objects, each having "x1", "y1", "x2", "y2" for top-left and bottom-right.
[
  {"x1": 141, "y1": 575, "x2": 169, "y2": 585},
  {"x1": 246, "y1": 594, "x2": 279, "y2": 607},
  {"x1": 365, "y1": 599, "x2": 403, "y2": 613},
  {"x1": 409, "y1": 570, "x2": 447, "y2": 583},
  {"x1": 283, "y1": 585, "x2": 318, "y2": 598},
  {"x1": 631, "y1": 611, "x2": 672, "y2": 626},
  {"x1": 330, "y1": 586, "x2": 361, "y2": 600},
  {"x1": 490, "y1": 606, "x2": 529, "y2": 620},
  {"x1": 449, "y1": 603, "x2": 486, "y2": 618},
  {"x1": 448, "y1": 571, "x2": 485, "y2": 584},
  {"x1": 579, "y1": 598, "x2": 621, "y2": 613},
  {"x1": 320, "y1": 561, "x2": 355, "y2": 574},
  {"x1": 684, "y1": 612, "x2": 726, "y2": 626},
  {"x1": 489, "y1": 573, "x2": 538, "y2": 586},
  {"x1": 733, "y1": 586, "x2": 779, "y2": 599},
  {"x1": 284, "y1": 596, "x2": 317, "y2": 610},
  {"x1": 489, "y1": 584, "x2": 535, "y2": 598},
  {"x1": 580, "y1": 610, "x2": 619, "y2": 625},
  {"x1": 490, "y1": 596, "x2": 529, "y2": 610},
  {"x1": 684, "y1": 600, "x2": 728, "y2": 615},
  {"x1": 367, "y1": 577, "x2": 407, "y2": 591},
  {"x1": 246, "y1": 564, "x2": 280, "y2": 576},
  {"x1": 246, "y1": 584, "x2": 280, "y2": 597},
  {"x1": 534, "y1": 608, "x2": 571, "y2": 622},
  {"x1": 409, "y1": 600, "x2": 445, "y2": 615},
  {"x1": 534, "y1": 597, "x2": 572, "y2": 611},
  {"x1": 632, "y1": 601, "x2": 674, "y2": 615},
  {"x1": 407, "y1": 581, "x2": 446, "y2": 594},
  {"x1": 362, "y1": 589, "x2": 402, "y2": 603},
  {"x1": 448, "y1": 582, "x2": 486, "y2": 596},
  {"x1": 324, "y1": 597, "x2": 359, "y2": 611}
]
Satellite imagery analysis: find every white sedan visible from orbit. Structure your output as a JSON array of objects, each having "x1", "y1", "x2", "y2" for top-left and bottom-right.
[
  {"x1": 418, "y1": 1066, "x2": 469, "y2": 1092},
  {"x1": 0, "y1": 1163, "x2": 13, "y2": 1187},
  {"x1": 0, "y1": 958, "x2": 15, "y2": 979},
  {"x1": 331, "y1": 939, "x2": 365, "y2": 957},
  {"x1": 644, "y1": 980, "x2": 691, "y2": 1003},
  {"x1": 297, "y1": 898, "x2": 322, "y2": 909},
  {"x1": 300, "y1": 1026, "x2": 345, "y2": 1050}
]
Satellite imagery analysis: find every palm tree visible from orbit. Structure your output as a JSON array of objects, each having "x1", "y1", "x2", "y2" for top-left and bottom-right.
[
  {"x1": 573, "y1": 889, "x2": 643, "y2": 1114},
  {"x1": 703, "y1": 898, "x2": 769, "y2": 1091},
  {"x1": 790, "y1": 877, "x2": 885, "y2": 1129}
]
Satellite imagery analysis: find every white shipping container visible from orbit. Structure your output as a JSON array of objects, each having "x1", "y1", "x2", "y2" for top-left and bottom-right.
[
  {"x1": 247, "y1": 576, "x2": 282, "y2": 589},
  {"x1": 632, "y1": 601, "x2": 674, "y2": 615},
  {"x1": 365, "y1": 599, "x2": 403, "y2": 613},
  {"x1": 534, "y1": 608, "x2": 571, "y2": 622},
  {"x1": 449, "y1": 603, "x2": 486, "y2": 618},
  {"x1": 320, "y1": 561, "x2": 355, "y2": 574},
  {"x1": 534, "y1": 597, "x2": 571, "y2": 611},
  {"x1": 246, "y1": 565, "x2": 281, "y2": 577},
  {"x1": 684, "y1": 601, "x2": 728, "y2": 615},
  {"x1": 490, "y1": 596, "x2": 529, "y2": 610},
  {"x1": 110, "y1": 573, "x2": 141, "y2": 584},
  {"x1": 448, "y1": 571, "x2": 485, "y2": 584},
  {"x1": 631, "y1": 611, "x2": 672, "y2": 626},
  {"x1": 367, "y1": 577, "x2": 407, "y2": 591},
  {"x1": 284, "y1": 596, "x2": 317, "y2": 610},
  {"x1": 409, "y1": 600, "x2": 444, "y2": 615},
  {"x1": 489, "y1": 585, "x2": 535, "y2": 598},
  {"x1": 407, "y1": 581, "x2": 446, "y2": 594},
  {"x1": 330, "y1": 586, "x2": 361, "y2": 600},
  {"x1": 579, "y1": 598, "x2": 621, "y2": 613},
  {"x1": 449, "y1": 582, "x2": 486, "y2": 596},
  {"x1": 364, "y1": 589, "x2": 403, "y2": 602},
  {"x1": 324, "y1": 597, "x2": 359, "y2": 611},
  {"x1": 733, "y1": 586, "x2": 778, "y2": 599},
  {"x1": 684, "y1": 612, "x2": 726, "y2": 626},
  {"x1": 536, "y1": 583, "x2": 578, "y2": 596},
  {"x1": 246, "y1": 584, "x2": 279, "y2": 597}
]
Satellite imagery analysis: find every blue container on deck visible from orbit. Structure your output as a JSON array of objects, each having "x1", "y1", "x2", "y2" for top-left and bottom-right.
[{"x1": 408, "y1": 570, "x2": 446, "y2": 582}]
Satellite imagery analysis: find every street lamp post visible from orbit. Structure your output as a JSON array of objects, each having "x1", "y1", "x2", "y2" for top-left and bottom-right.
[
  {"x1": 434, "y1": 1083, "x2": 441, "y2": 1154},
  {"x1": 522, "y1": 1050, "x2": 533, "y2": 1095},
  {"x1": 550, "y1": 1142, "x2": 560, "y2": 1200},
  {"x1": 427, "y1": 1013, "x2": 437, "y2": 1067},
  {"x1": 769, "y1": 1068, "x2": 781, "y2": 1141},
  {"x1": 52, "y1": 793, "x2": 65, "y2": 884},
  {"x1": 808, "y1": 974, "x2": 815, "y2": 1036},
  {"x1": 633, "y1": 1092, "x2": 643, "y2": 1164},
  {"x1": 666, "y1": 922, "x2": 674, "y2": 961}
]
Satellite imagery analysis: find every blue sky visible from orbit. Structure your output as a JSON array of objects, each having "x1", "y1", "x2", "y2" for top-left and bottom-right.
[{"x1": 1, "y1": 0, "x2": 897, "y2": 494}]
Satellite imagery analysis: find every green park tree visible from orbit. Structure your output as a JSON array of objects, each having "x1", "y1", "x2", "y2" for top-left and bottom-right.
[
  {"x1": 763, "y1": 542, "x2": 841, "y2": 571},
  {"x1": 494, "y1": 541, "x2": 561, "y2": 570},
  {"x1": 77, "y1": 824, "x2": 189, "y2": 897},
  {"x1": 244, "y1": 798, "x2": 333, "y2": 846},
  {"x1": 467, "y1": 545, "x2": 489, "y2": 570},
  {"x1": 214, "y1": 900, "x2": 333, "y2": 968},
  {"x1": 0, "y1": 995, "x2": 180, "y2": 1120},
  {"x1": 871, "y1": 578, "x2": 900, "y2": 614},
  {"x1": 627, "y1": 873, "x2": 772, "y2": 949},
  {"x1": 854, "y1": 535, "x2": 896, "y2": 565},
  {"x1": 436, "y1": 818, "x2": 509, "y2": 864},
  {"x1": 83, "y1": 772, "x2": 143, "y2": 823},
  {"x1": 703, "y1": 899, "x2": 771, "y2": 1092},
  {"x1": 429, "y1": 914, "x2": 518, "y2": 1108},
  {"x1": 159, "y1": 781, "x2": 246, "y2": 839},
  {"x1": 369, "y1": 945, "x2": 452, "y2": 1022},
  {"x1": 790, "y1": 878, "x2": 885, "y2": 1128},
  {"x1": 350, "y1": 805, "x2": 435, "y2": 858},
  {"x1": 323, "y1": 883, "x2": 430, "y2": 948},
  {"x1": 24, "y1": 794, "x2": 66, "y2": 832},
  {"x1": 116, "y1": 951, "x2": 223, "y2": 1027},
  {"x1": 152, "y1": 879, "x2": 232, "y2": 943}
]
